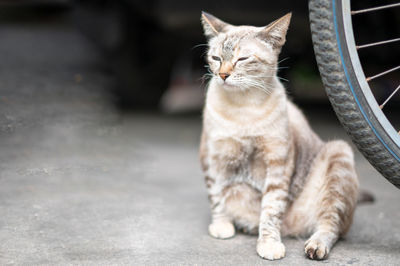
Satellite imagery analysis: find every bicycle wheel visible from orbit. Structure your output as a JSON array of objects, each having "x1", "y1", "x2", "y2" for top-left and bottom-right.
[{"x1": 309, "y1": 0, "x2": 400, "y2": 187}]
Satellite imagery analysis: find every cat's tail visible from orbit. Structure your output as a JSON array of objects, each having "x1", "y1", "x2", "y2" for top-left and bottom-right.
[{"x1": 357, "y1": 189, "x2": 374, "y2": 204}]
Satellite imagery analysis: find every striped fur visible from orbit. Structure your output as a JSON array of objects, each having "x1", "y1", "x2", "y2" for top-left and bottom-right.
[{"x1": 199, "y1": 12, "x2": 359, "y2": 261}]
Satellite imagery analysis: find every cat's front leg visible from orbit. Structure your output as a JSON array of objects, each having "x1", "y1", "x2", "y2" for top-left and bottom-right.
[
  {"x1": 206, "y1": 182, "x2": 235, "y2": 239},
  {"x1": 204, "y1": 138, "x2": 247, "y2": 239},
  {"x1": 257, "y1": 140, "x2": 291, "y2": 260},
  {"x1": 203, "y1": 155, "x2": 235, "y2": 239},
  {"x1": 257, "y1": 190, "x2": 288, "y2": 260},
  {"x1": 200, "y1": 133, "x2": 236, "y2": 239}
]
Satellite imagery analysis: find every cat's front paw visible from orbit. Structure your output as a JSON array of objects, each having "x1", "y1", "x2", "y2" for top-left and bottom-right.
[
  {"x1": 257, "y1": 239, "x2": 285, "y2": 260},
  {"x1": 208, "y1": 221, "x2": 235, "y2": 239}
]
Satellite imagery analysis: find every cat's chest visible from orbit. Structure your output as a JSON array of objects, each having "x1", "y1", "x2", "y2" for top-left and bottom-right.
[
  {"x1": 205, "y1": 100, "x2": 287, "y2": 140},
  {"x1": 209, "y1": 137, "x2": 267, "y2": 192},
  {"x1": 241, "y1": 150, "x2": 268, "y2": 192},
  {"x1": 206, "y1": 109, "x2": 272, "y2": 139}
]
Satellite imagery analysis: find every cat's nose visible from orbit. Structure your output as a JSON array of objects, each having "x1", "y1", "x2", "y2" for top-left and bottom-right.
[{"x1": 219, "y1": 73, "x2": 230, "y2": 81}]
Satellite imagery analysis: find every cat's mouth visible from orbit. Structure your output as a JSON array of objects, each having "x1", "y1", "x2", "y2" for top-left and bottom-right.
[
  {"x1": 216, "y1": 77, "x2": 236, "y2": 88},
  {"x1": 220, "y1": 81, "x2": 244, "y2": 92}
]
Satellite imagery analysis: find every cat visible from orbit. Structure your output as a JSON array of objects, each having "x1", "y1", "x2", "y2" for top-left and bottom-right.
[{"x1": 199, "y1": 12, "x2": 360, "y2": 260}]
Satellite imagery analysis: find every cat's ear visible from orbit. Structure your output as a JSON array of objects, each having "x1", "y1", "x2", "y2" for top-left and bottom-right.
[
  {"x1": 257, "y1": 13, "x2": 292, "y2": 50},
  {"x1": 201, "y1": 11, "x2": 229, "y2": 39}
]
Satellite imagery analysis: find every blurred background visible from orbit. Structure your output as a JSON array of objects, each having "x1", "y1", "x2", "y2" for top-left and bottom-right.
[
  {"x1": 1, "y1": 0, "x2": 398, "y2": 112},
  {"x1": 0, "y1": 0, "x2": 399, "y2": 265}
]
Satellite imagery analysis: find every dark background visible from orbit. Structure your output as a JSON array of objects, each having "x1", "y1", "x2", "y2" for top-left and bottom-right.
[{"x1": 1, "y1": 0, "x2": 398, "y2": 113}]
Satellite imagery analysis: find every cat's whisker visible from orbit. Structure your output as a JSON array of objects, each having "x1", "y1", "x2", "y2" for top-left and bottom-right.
[
  {"x1": 201, "y1": 51, "x2": 210, "y2": 58},
  {"x1": 277, "y1": 76, "x2": 289, "y2": 82},
  {"x1": 278, "y1": 57, "x2": 290, "y2": 64},
  {"x1": 240, "y1": 78, "x2": 272, "y2": 94},
  {"x1": 265, "y1": 66, "x2": 289, "y2": 72},
  {"x1": 200, "y1": 73, "x2": 215, "y2": 87},
  {"x1": 202, "y1": 74, "x2": 215, "y2": 81},
  {"x1": 192, "y1": 43, "x2": 209, "y2": 50}
]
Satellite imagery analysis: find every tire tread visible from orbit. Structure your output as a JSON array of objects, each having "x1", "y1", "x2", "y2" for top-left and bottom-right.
[{"x1": 309, "y1": 0, "x2": 400, "y2": 186}]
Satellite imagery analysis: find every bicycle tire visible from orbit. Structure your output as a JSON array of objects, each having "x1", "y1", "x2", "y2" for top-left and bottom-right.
[{"x1": 309, "y1": 0, "x2": 400, "y2": 187}]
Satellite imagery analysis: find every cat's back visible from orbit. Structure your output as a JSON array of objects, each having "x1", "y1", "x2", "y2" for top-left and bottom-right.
[
  {"x1": 287, "y1": 101, "x2": 323, "y2": 149},
  {"x1": 286, "y1": 101, "x2": 324, "y2": 197}
]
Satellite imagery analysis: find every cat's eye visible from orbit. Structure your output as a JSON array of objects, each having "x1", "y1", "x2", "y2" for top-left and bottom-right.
[
  {"x1": 237, "y1": 57, "x2": 249, "y2": 62},
  {"x1": 211, "y1": 56, "x2": 221, "y2": 62}
]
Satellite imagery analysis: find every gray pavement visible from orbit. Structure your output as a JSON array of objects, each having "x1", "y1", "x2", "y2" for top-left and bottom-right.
[{"x1": 1, "y1": 14, "x2": 400, "y2": 266}]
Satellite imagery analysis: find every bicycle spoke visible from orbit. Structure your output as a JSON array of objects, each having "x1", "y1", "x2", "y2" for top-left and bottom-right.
[
  {"x1": 351, "y1": 3, "x2": 400, "y2": 15},
  {"x1": 357, "y1": 38, "x2": 400, "y2": 49},
  {"x1": 366, "y1": 65, "x2": 400, "y2": 82},
  {"x1": 380, "y1": 84, "x2": 400, "y2": 109}
]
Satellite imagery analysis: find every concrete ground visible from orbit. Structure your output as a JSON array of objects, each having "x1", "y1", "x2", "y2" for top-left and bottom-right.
[{"x1": 1, "y1": 12, "x2": 400, "y2": 266}]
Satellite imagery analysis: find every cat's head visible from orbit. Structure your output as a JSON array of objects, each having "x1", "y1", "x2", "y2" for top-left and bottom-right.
[{"x1": 201, "y1": 12, "x2": 291, "y2": 91}]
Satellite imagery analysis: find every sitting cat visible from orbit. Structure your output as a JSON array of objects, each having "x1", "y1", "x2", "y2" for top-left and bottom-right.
[{"x1": 199, "y1": 11, "x2": 359, "y2": 260}]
